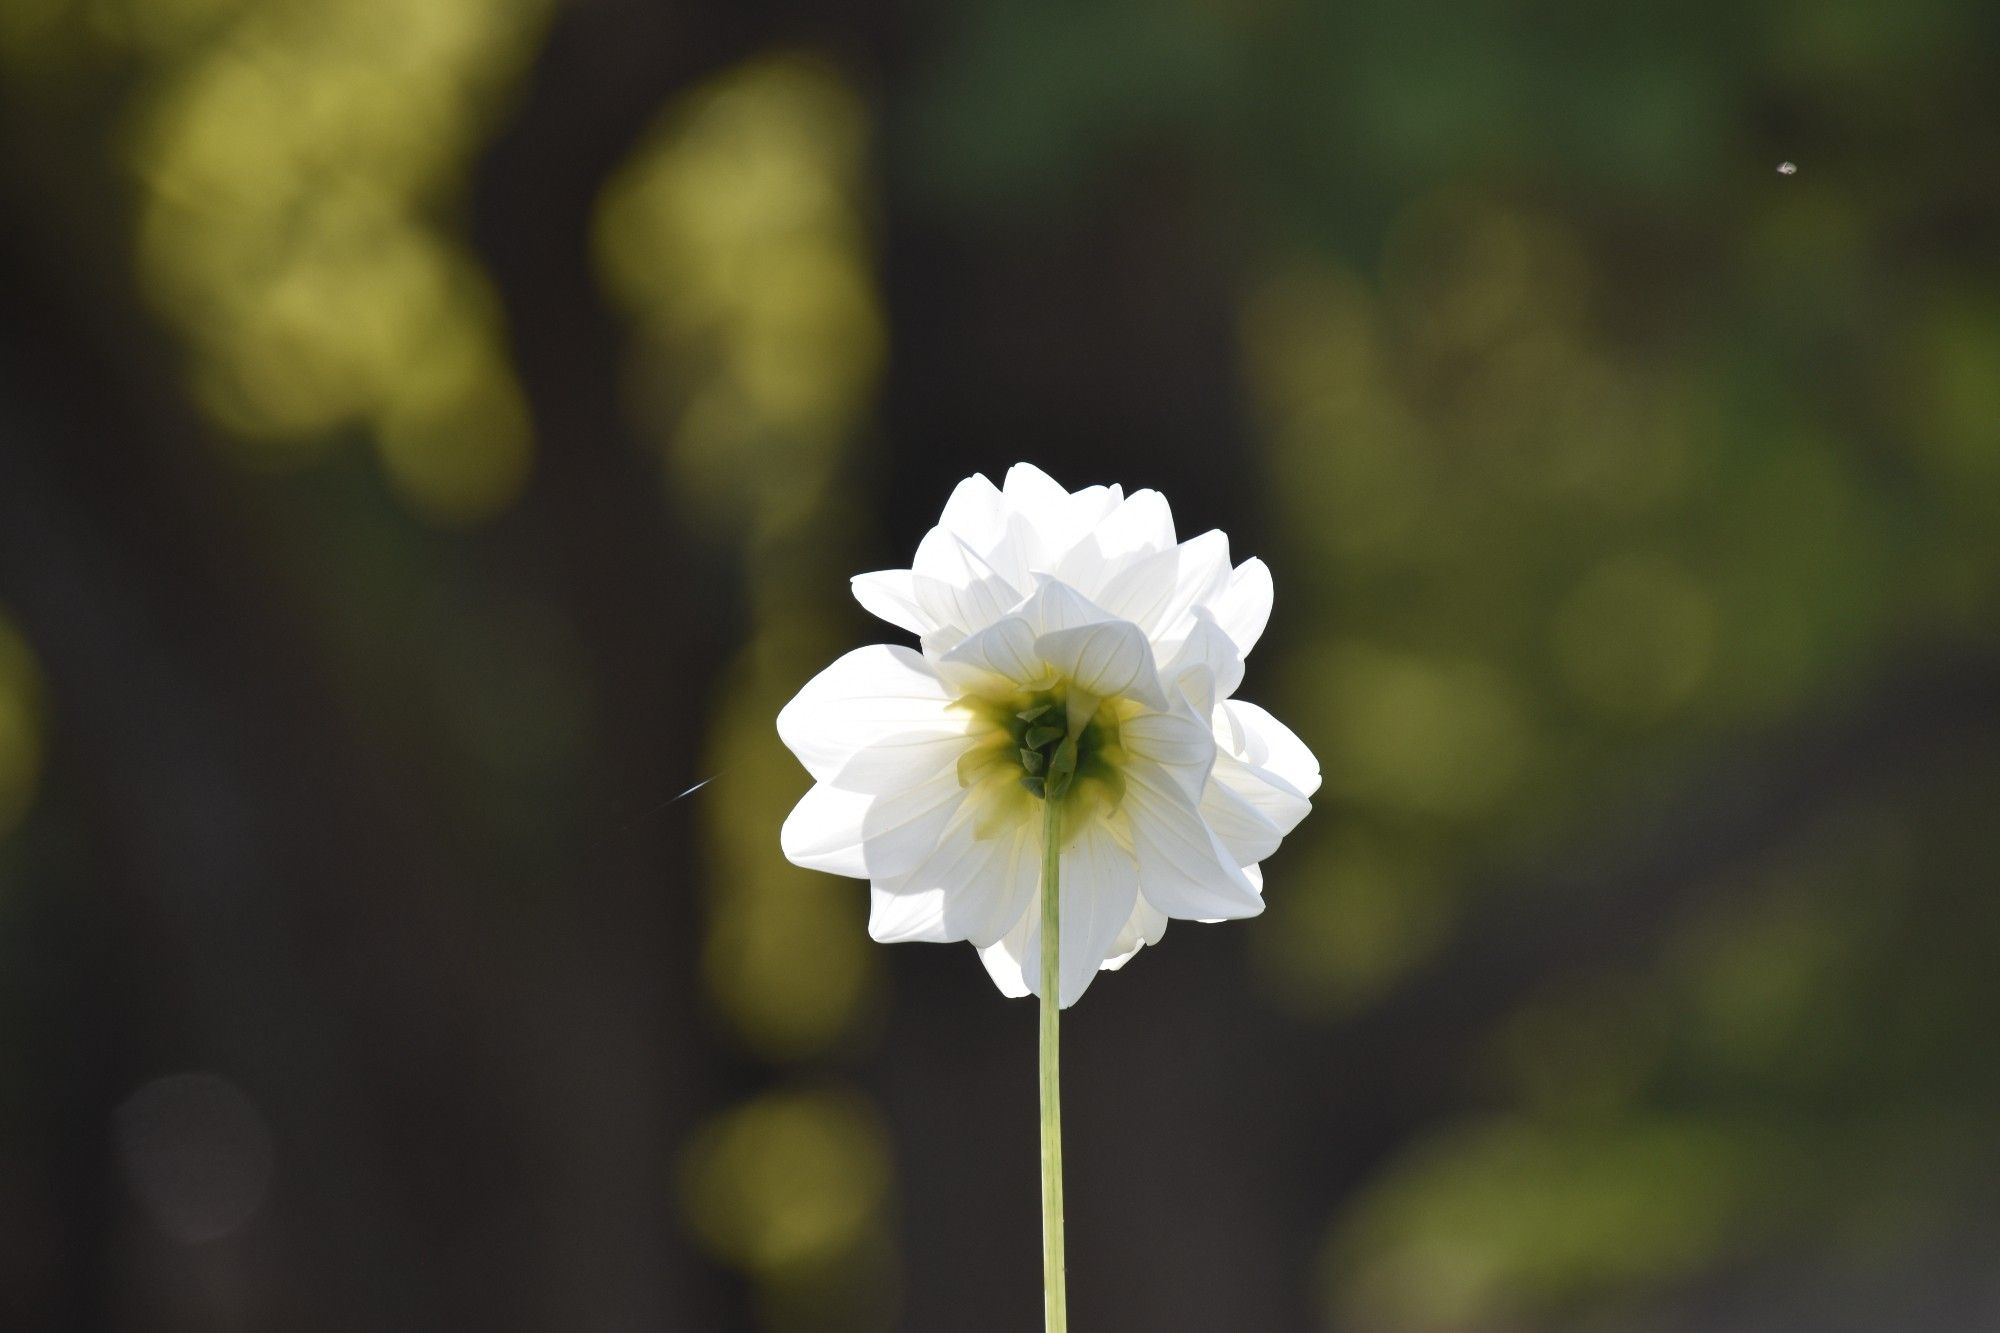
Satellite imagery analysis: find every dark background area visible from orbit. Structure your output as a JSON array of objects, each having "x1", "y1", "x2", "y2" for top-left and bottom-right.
[{"x1": 3, "y1": 0, "x2": 1998, "y2": 1328}]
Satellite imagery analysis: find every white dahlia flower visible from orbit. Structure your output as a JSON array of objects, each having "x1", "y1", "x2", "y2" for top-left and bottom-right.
[{"x1": 777, "y1": 463, "x2": 1320, "y2": 1007}]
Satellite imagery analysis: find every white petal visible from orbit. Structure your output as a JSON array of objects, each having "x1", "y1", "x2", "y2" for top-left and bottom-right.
[
  {"x1": 1160, "y1": 611, "x2": 1245, "y2": 714},
  {"x1": 1199, "y1": 775, "x2": 1284, "y2": 866},
  {"x1": 1102, "y1": 899, "x2": 1170, "y2": 971},
  {"x1": 1210, "y1": 558, "x2": 1274, "y2": 659},
  {"x1": 911, "y1": 532, "x2": 1023, "y2": 639},
  {"x1": 1088, "y1": 545, "x2": 1176, "y2": 636},
  {"x1": 936, "y1": 472, "x2": 1007, "y2": 551},
  {"x1": 973, "y1": 818, "x2": 1144, "y2": 1006},
  {"x1": 922, "y1": 474, "x2": 1010, "y2": 587},
  {"x1": 1051, "y1": 488, "x2": 1176, "y2": 598},
  {"x1": 1005, "y1": 471, "x2": 1123, "y2": 571},
  {"x1": 923, "y1": 471, "x2": 1046, "y2": 592},
  {"x1": 1058, "y1": 820, "x2": 1141, "y2": 1005},
  {"x1": 978, "y1": 912, "x2": 1035, "y2": 998},
  {"x1": 911, "y1": 570, "x2": 1014, "y2": 644},
  {"x1": 1095, "y1": 529, "x2": 1231, "y2": 643},
  {"x1": 1210, "y1": 749, "x2": 1313, "y2": 839},
  {"x1": 1121, "y1": 761, "x2": 1264, "y2": 920},
  {"x1": 1093, "y1": 488, "x2": 1177, "y2": 561},
  {"x1": 988, "y1": 509, "x2": 1044, "y2": 588},
  {"x1": 936, "y1": 615, "x2": 1047, "y2": 694},
  {"x1": 1062, "y1": 484, "x2": 1123, "y2": 542},
  {"x1": 776, "y1": 645, "x2": 977, "y2": 793},
  {"x1": 1002, "y1": 462, "x2": 1073, "y2": 526},
  {"x1": 918, "y1": 625, "x2": 967, "y2": 658},
  {"x1": 1033, "y1": 621, "x2": 1170, "y2": 710},
  {"x1": 877, "y1": 798, "x2": 1039, "y2": 947},
  {"x1": 1118, "y1": 709, "x2": 1216, "y2": 799},
  {"x1": 779, "y1": 775, "x2": 966, "y2": 879},
  {"x1": 1219, "y1": 699, "x2": 1322, "y2": 798},
  {"x1": 851, "y1": 570, "x2": 930, "y2": 637},
  {"x1": 1018, "y1": 819, "x2": 1141, "y2": 1007},
  {"x1": 1014, "y1": 575, "x2": 1117, "y2": 635},
  {"x1": 867, "y1": 883, "x2": 950, "y2": 942},
  {"x1": 997, "y1": 465, "x2": 1080, "y2": 578}
]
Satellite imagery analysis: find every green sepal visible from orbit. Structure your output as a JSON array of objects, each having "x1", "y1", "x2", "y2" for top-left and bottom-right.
[
  {"x1": 1043, "y1": 737, "x2": 1079, "y2": 800},
  {"x1": 1024, "y1": 723, "x2": 1064, "y2": 751},
  {"x1": 1020, "y1": 748, "x2": 1046, "y2": 775}
]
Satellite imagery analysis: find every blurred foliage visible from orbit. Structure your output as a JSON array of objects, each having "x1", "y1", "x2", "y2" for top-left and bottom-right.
[
  {"x1": 597, "y1": 53, "x2": 884, "y2": 542},
  {"x1": 597, "y1": 55, "x2": 894, "y2": 1319},
  {"x1": 3, "y1": 0, "x2": 550, "y2": 525},
  {"x1": 131, "y1": 0, "x2": 547, "y2": 523},
  {"x1": 597, "y1": 55, "x2": 886, "y2": 1062},
  {"x1": 1215, "y1": 0, "x2": 2000, "y2": 1312},
  {"x1": 906, "y1": 0, "x2": 1999, "y2": 1323},
  {"x1": 1324, "y1": 773, "x2": 2000, "y2": 1329}
]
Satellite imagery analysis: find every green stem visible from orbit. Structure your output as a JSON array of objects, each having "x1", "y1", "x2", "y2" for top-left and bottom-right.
[{"x1": 1039, "y1": 793, "x2": 1068, "y2": 1333}]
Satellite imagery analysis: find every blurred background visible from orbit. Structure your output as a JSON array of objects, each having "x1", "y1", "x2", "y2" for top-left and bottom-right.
[{"x1": 2, "y1": 0, "x2": 1998, "y2": 1328}]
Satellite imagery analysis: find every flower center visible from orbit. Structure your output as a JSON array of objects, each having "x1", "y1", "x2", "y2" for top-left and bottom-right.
[
  {"x1": 1011, "y1": 698, "x2": 1075, "y2": 800},
  {"x1": 958, "y1": 685, "x2": 1125, "y2": 806}
]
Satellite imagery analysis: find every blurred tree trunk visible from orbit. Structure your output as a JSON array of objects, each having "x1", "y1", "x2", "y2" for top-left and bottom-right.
[
  {"x1": 0, "y1": 148, "x2": 540, "y2": 1327},
  {"x1": 0, "y1": 8, "x2": 766, "y2": 1323}
]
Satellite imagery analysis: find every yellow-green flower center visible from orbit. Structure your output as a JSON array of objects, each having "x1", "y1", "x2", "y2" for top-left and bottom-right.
[{"x1": 957, "y1": 685, "x2": 1129, "y2": 819}]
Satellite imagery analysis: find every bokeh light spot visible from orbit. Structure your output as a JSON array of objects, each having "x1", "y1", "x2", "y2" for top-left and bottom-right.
[
  {"x1": 114, "y1": 1072, "x2": 275, "y2": 1244},
  {"x1": 1255, "y1": 833, "x2": 1451, "y2": 1017},
  {"x1": 1553, "y1": 553, "x2": 1715, "y2": 718},
  {"x1": 595, "y1": 53, "x2": 882, "y2": 540},
  {"x1": 597, "y1": 56, "x2": 887, "y2": 1060},
  {"x1": 1381, "y1": 194, "x2": 1589, "y2": 355},
  {"x1": 681, "y1": 1086, "x2": 889, "y2": 1279},
  {"x1": 1906, "y1": 293, "x2": 2000, "y2": 496},
  {"x1": 700, "y1": 653, "x2": 875, "y2": 1059},
  {"x1": 1306, "y1": 642, "x2": 1533, "y2": 819},
  {"x1": 1326, "y1": 1116, "x2": 1765, "y2": 1330}
]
